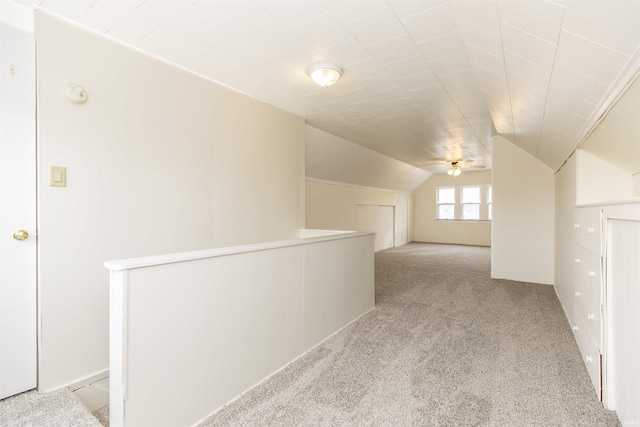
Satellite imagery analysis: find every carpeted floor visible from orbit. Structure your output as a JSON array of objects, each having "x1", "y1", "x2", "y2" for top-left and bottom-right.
[
  {"x1": 199, "y1": 243, "x2": 620, "y2": 426},
  {"x1": 0, "y1": 243, "x2": 620, "y2": 426},
  {"x1": 0, "y1": 387, "x2": 102, "y2": 427}
]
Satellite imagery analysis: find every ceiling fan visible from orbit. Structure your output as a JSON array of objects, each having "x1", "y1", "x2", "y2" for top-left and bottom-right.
[{"x1": 420, "y1": 158, "x2": 486, "y2": 176}]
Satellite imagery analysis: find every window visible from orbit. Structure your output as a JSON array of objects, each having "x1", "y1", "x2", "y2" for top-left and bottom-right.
[
  {"x1": 436, "y1": 185, "x2": 492, "y2": 221},
  {"x1": 461, "y1": 186, "x2": 481, "y2": 220},
  {"x1": 436, "y1": 187, "x2": 455, "y2": 220}
]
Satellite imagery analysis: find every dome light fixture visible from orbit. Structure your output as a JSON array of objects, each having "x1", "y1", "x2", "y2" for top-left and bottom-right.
[{"x1": 308, "y1": 62, "x2": 343, "y2": 88}]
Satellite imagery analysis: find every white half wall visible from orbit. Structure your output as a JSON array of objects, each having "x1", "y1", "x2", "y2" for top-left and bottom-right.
[
  {"x1": 36, "y1": 12, "x2": 304, "y2": 391},
  {"x1": 413, "y1": 170, "x2": 492, "y2": 246},
  {"x1": 491, "y1": 136, "x2": 555, "y2": 285},
  {"x1": 305, "y1": 179, "x2": 412, "y2": 250}
]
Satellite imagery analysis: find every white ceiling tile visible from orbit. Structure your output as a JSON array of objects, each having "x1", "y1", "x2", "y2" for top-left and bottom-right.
[
  {"x1": 367, "y1": 34, "x2": 421, "y2": 65},
  {"x1": 504, "y1": 50, "x2": 552, "y2": 90},
  {"x1": 498, "y1": 0, "x2": 565, "y2": 45},
  {"x1": 456, "y1": 19, "x2": 503, "y2": 58},
  {"x1": 384, "y1": 54, "x2": 433, "y2": 79},
  {"x1": 81, "y1": 0, "x2": 141, "y2": 33},
  {"x1": 449, "y1": 0, "x2": 500, "y2": 33},
  {"x1": 38, "y1": 0, "x2": 94, "y2": 20},
  {"x1": 190, "y1": 4, "x2": 270, "y2": 44},
  {"x1": 545, "y1": 85, "x2": 596, "y2": 119},
  {"x1": 291, "y1": 11, "x2": 352, "y2": 51},
  {"x1": 429, "y1": 53, "x2": 472, "y2": 77},
  {"x1": 438, "y1": 68, "x2": 476, "y2": 89},
  {"x1": 563, "y1": 0, "x2": 640, "y2": 55},
  {"x1": 409, "y1": 84, "x2": 448, "y2": 102},
  {"x1": 501, "y1": 22, "x2": 557, "y2": 71},
  {"x1": 105, "y1": 9, "x2": 160, "y2": 42},
  {"x1": 398, "y1": 71, "x2": 440, "y2": 90},
  {"x1": 387, "y1": 0, "x2": 447, "y2": 19},
  {"x1": 554, "y1": 30, "x2": 632, "y2": 85},
  {"x1": 400, "y1": 2, "x2": 457, "y2": 43},
  {"x1": 344, "y1": 57, "x2": 388, "y2": 81},
  {"x1": 258, "y1": 1, "x2": 327, "y2": 29},
  {"x1": 319, "y1": 38, "x2": 372, "y2": 67},
  {"x1": 135, "y1": 0, "x2": 209, "y2": 35},
  {"x1": 321, "y1": 0, "x2": 388, "y2": 23},
  {"x1": 344, "y1": 6, "x2": 406, "y2": 47},
  {"x1": 466, "y1": 45, "x2": 505, "y2": 77},
  {"x1": 416, "y1": 31, "x2": 466, "y2": 61}
]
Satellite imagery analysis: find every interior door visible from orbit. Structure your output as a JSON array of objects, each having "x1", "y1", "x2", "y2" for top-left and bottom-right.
[{"x1": 0, "y1": 22, "x2": 37, "y2": 399}]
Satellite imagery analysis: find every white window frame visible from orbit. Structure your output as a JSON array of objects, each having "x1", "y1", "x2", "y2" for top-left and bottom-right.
[
  {"x1": 436, "y1": 186, "x2": 456, "y2": 220},
  {"x1": 435, "y1": 184, "x2": 492, "y2": 221}
]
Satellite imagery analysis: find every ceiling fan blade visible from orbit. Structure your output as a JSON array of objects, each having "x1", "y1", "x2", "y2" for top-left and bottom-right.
[
  {"x1": 461, "y1": 164, "x2": 486, "y2": 169},
  {"x1": 419, "y1": 158, "x2": 449, "y2": 165}
]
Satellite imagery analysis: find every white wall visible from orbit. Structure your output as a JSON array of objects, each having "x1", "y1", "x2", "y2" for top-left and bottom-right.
[
  {"x1": 491, "y1": 136, "x2": 555, "y2": 285},
  {"x1": 413, "y1": 170, "x2": 492, "y2": 246},
  {"x1": 576, "y1": 150, "x2": 633, "y2": 205},
  {"x1": 634, "y1": 173, "x2": 640, "y2": 197},
  {"x1": 305, "y1": 179, "x2": 411, "y2": 249},
  {"x1": 554, "y1": 153, "x2": 577, "y2": 322},
  {"x1": 36, "y1": 12, "x2": 304, "y2": 391}
]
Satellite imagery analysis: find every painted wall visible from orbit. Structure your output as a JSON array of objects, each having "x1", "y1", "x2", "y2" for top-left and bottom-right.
[
  {"x1": 576, "y1": 150, "x2": 633, "y2": 205},
  {"x1": 36, "y1": 12, "x2": 304, "y2": 391},
  {"x1": 634, "y1": 173, "x2": 640, "y2": 196},
  {"x1": 491, "y1": 136, "x2": 555, "y2": 285},
  {"x1": 413, "y1": 170, "x2": 492, "y2": 246},
  {"x1": 305, "y1": 179, "x2": 411, "y2": 250},
  {"x1": 554, "y1": 153, "x2": 577, "y2": 323}
]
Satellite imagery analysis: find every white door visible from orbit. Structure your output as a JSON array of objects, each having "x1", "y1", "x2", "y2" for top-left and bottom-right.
[{"x1": 0, "y1": 22, "x2": 37, "y2": 399}]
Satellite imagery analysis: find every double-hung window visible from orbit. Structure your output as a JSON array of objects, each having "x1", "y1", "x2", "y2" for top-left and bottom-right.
[
  {"x1": 461, "y1": 186, "x2": 481, "y2": 220},
  {"x1": 436, "y1": 185, "x2": 492, "y2": 221},
  {"x1": 436, "y1": 187, "x2": 456, "y2": 220}
]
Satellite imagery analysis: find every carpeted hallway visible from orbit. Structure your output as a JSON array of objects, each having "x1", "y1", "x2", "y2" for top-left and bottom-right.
[
  {"x1": 201, "y1": 243, "x2": 620, "y2": 426},
  {"x1": 0, "y1": 243, "x2": 620, "y2": 426}
]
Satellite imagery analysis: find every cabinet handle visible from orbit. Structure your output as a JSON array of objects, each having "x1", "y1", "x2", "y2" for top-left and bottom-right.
[
  {"x1": 586, "y1": 356, "x2": 593, "y2": 363},
  {"x1": 572, "y1": 325, "x2": 579, "y2": 331},
  {"x1": 574, "y1": 224, "x2": 580, "y2": 229},
  {"x1": 587, "y1": 227, "x2": 595, "y2": 234},
  {"x1": 588, "y1": 271, "x2": 596, "y2": 277},
  {"x1": 575, "y1": 258, "x2": 581, "y2": 263},
  {"x1": 588, "y1": 313, "x2": 595, "y2": 320},
  {"x1": 575, "y1": 291, "x2": 581, "y2": 297}
]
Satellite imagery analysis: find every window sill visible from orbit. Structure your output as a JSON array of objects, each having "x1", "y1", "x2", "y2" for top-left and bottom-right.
[{"x1": 436, "y1": 219, "x2": 491, "y2": 223}]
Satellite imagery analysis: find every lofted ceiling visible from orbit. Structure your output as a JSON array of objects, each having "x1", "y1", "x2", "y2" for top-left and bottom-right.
[{"x1": 12, "y1": 0, "x2": 640, "y2": 179}]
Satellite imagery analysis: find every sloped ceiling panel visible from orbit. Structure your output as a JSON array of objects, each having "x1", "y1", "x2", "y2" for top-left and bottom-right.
[
  {"x1": 14, "y1": 0, "x2": 640, "y2": 180},
  {"x1": 306, "y1": 125, "x2": 431, "y2": 191}
]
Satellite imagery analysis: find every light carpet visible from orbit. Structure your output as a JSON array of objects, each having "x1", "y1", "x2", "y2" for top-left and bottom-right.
[
  {"x1": 199, "y1": 243, "x2": 620, "y2": 426},
  {"x1": 0, "y1": 387, "x2": 102, "y2": 427}
]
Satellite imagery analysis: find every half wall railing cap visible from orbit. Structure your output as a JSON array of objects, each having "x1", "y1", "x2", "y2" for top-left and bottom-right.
[{"x1": 104, "y1": 230, "x2": 374, "y2": 272}]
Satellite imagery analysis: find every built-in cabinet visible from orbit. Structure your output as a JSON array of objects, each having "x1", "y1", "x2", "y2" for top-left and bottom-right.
[
  {"x1": 572, "y1": 206, "x2": 603, "y2": 399},
  {"x1": 571, "y1": 201, "x2": 640, "y2": 423}
]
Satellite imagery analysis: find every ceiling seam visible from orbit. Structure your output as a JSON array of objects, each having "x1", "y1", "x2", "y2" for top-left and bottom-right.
[
  {"x1": 495, "y1": 0, "x2": 518, "y2": 150},
  {"x1": 534, "y1": 1, "x2": 567, "y2": 159}
]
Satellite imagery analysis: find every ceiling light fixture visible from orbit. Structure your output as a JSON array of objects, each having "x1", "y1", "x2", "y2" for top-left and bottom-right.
[
  {"x1": 447, "y1": 162, "x2": 462, "y2": 177},
  {"x1": 308, "y1": 62, "x2": 343, "y2": 88}
]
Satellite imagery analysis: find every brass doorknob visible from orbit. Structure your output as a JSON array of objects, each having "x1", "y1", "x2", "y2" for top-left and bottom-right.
[{"x1": 13, "y1": 230, "x2": 29, "y2": 240}]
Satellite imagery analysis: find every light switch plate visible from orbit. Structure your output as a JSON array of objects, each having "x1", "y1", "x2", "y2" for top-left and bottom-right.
[{"x1": 49, "y1": 166, "x2": 66, "y2": 187}]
